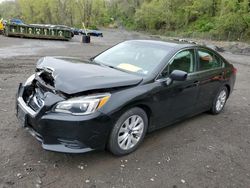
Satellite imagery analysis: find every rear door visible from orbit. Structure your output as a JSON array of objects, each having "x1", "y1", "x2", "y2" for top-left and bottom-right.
[{"x1": 195, "y1": 48, "x2": 225, "y2": 110}]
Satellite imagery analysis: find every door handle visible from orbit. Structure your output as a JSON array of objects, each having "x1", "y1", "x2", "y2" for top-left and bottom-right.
[{"x1": 184, "y1": 80, "x2": 200, "y2": 89}]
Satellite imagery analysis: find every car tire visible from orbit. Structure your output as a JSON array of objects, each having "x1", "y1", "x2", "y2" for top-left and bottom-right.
[
  {"x1": 210, "y1": 86, "x2": 228, "y2": 114},
  {"x1": 108, "y1": 107, "x2": 148, "y2": 156}
]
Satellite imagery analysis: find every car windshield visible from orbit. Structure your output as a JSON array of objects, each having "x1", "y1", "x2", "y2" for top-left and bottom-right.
[{"x1": 94, "y1": 41, "x2": 170, "y2": 75}]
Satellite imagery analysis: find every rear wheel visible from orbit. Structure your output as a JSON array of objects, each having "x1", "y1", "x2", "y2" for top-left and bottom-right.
[
  {"x1": 211, "y1": 86, "x2": 228, "y2": 114},
  {"x1": 108, "y1": 107, "x2": 148, "y2": 156}
]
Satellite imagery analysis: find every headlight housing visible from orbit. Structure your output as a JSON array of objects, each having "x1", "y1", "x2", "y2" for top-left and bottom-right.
[{"x1": 54, "y1": 93, "x2": 111, "y2": 115}]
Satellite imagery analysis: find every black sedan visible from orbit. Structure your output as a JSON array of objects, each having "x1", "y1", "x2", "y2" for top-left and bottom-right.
[{"x1": 16, "y1": 40, "x2": 236, "y2": 156}]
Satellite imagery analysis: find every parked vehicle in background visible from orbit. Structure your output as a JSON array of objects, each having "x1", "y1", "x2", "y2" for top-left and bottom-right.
[
  {"x1": 80, "y1": 29, "x2": 103, "y2": 37},
  {"x1": 71, "y1": 27, "x2": 81, "y2": 35},
  {"x1": 10, "y1": 18, "x2": 24, "y2": 25},
  {"x1": 16, "y1": 40, "x2": 236, "y2": 156},
  {"x1": 70, "y1": 27, "x2": 103, "y2": 37}
]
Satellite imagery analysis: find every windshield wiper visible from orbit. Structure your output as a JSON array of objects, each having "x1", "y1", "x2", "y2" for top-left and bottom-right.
[
  {"x1": 93, "y1": 61, "x2": 120, "y2": 70},
  {"x1": 92, "y1": 60, "x2": 130, "y2": 73},
  {"x1": 103, "y1": 64, "x2": 126, "y2": 72},
  {"x1": 91, "y1": 60, "x2": 108, "y2": 67}
]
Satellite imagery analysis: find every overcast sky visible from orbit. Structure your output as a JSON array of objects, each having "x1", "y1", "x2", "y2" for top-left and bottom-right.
[{"x1": 0, "y1": 0, "x2": 14, "y2": 3}]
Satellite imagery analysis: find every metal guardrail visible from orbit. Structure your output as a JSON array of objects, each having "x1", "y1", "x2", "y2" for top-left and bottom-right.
[{"x1": 4, "y1": 23, "x2": 73, "y2": 41}]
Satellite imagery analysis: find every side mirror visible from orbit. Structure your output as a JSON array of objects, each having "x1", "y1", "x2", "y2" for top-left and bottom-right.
[{"x1": 169, "y1": 70, "x2": 188, "y2": 81}]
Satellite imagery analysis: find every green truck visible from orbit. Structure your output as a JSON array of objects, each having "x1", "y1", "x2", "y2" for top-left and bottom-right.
[{"x1": 4, "y1": 23, "x2": 73, "y2": 41}]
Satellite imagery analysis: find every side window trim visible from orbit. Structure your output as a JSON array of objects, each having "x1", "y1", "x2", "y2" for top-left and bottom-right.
[
  {"x1": 168, "y1": 50, "x2": 195, "y2": 73},
  {"x1": 196, "y1": 47, "x2": 223, "y2": 72},
  {"x1": 155, "y1": 48, "x2": 196, "y2": 80},
  {"x1": 188, "y1": 66, "x2": 223, "y2": 76}
]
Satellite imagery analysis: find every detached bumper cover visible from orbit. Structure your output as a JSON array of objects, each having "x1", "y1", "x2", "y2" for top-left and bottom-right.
[{"x1": 16, "y1": 83, "x2": 113, "y2": 153}]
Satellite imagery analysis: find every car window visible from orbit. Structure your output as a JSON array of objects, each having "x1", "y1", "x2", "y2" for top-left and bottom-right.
[
  {"x1": 198, "y1": 49, "x2": 222, "y2": 71},
  {"x1": 94, "y1": 41, "x2": 170, "y2": 75},
  {"x1": 161, "y1": 49, "x2": 195, "y2": 77}
]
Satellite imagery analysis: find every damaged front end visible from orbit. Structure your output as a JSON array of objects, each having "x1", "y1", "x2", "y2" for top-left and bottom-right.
[
  {"x1": 16, "y1": 56, "x2": 143, "y2": 153},
  {"x1": 16, "y1": 69, "x2": 113, "y2": 153}
]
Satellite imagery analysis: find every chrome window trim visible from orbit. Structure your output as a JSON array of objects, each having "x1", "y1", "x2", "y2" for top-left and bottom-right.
[
  {"x1": 155, "y1": 47, "x2": 196, "y2": 81},
  {"x1": 196, "y1": 47, "x2": 224, "y2": 71},
  {"x1": 188, "y1": 66, "x2": 223, "y2": 76},
  {"x1": 155, "y1": 46, "x2": 225, "y2": 82}
]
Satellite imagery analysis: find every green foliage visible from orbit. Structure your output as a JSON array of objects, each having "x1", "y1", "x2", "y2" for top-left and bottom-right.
[
  {"x1": 0, "y1": 0, "x2": 113, "y2": 28},
  {"x1": 190, "y1": 17, "x2": 215, "y2": 32},
  {"x1": 134, "y1": 0, "x2": 250, "y2": 40},
  {"x1": 0, "y1": 0, "x2": 249, "y2": 40},
  {"x1": 0, "y1": 1, "x2": 20, "y2": 19}
]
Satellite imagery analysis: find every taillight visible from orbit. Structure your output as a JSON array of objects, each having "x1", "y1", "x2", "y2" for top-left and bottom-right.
[{"x1": 232, "y1": 66, "x2": 237, "y2": 74}]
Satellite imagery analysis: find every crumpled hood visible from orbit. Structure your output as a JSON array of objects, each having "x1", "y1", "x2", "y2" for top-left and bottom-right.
[{"x1": 36, "y1": 57, "x2": 143, "y2": 94}]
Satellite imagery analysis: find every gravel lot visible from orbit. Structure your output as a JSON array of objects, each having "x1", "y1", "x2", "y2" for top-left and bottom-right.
[{"x1": 0, "y1": 29, "x2": 250, "y2": 188}]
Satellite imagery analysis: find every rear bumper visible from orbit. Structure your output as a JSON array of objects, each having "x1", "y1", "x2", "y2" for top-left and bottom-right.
[{"x1": 16, "y1": 83, "x2": 114, "y2": 153}]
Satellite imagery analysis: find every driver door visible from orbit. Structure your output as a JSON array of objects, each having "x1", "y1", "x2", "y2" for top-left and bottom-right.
[{"x1": 153, "y1": 49, "x2": 200, "y2": 128}]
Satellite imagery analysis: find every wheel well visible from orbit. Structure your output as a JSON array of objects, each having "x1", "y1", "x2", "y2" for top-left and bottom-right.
[
  {"x1": 225, "y1": 84, "x2": 231, "y2": 97},
  {"x1": 136, "y1": 104, "x2": 152, "y2": 121},
  {"x1": 134, "y1": 104, "x2": 153, "y2": 132},
  {"x1": 119, "y1": 103, "x2": 152, "y2": 128}
]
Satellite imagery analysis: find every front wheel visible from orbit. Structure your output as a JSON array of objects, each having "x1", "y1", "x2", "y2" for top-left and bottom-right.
[
  {"x1": 108, "y1": 107, "x2": 148, "y2": 156},
  {"x1": 211, "y1": 86, "x2": 228, "y2": 114}
]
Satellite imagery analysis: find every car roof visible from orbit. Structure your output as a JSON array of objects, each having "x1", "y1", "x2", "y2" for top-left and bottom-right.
[{"x1": 126, "y1": 40, "x2": 197, "y2": 51}]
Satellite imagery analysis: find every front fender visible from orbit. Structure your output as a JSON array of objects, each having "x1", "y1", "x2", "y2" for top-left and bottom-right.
[{"x1": 98, "y1": 82, "x2": 160, "y2": 131}]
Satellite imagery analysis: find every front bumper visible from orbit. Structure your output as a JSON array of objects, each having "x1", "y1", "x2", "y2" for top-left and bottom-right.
[{"x1": 16, "y1": 83, "x2": 113, "y2": 153}]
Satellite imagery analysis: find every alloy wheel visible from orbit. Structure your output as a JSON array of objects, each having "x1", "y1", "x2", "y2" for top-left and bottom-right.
[
  {"x1": 215, "y1": 89, "x2": 227, "y2": 112},
  {"x1": 117, "y1": 115, "x2": 144, "y2": 150}
]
